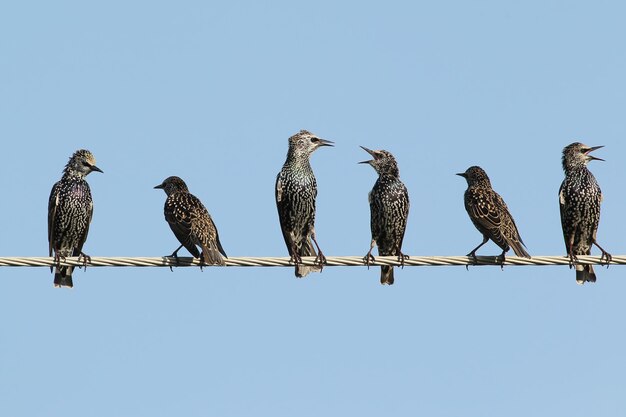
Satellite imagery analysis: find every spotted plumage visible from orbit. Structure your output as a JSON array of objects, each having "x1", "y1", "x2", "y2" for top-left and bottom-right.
[
  {"x1": 559, "y1": 142, "x2": 611, "y2": 284},
  {"x1": 275, "y1": 130, "x2": 333, "y2": 277},
  {"x1": 457, "y1": 166, "x2": 530, "y2": 264},
  {"x1": 48, "y1": 149, "x2": 103, "y2": 288},
  {"x1": 155, "y1": 176, "x2": 227, "y2": 266},
  {"x1": 361, "y1": 147, "x2": 409, "y2": 285}
]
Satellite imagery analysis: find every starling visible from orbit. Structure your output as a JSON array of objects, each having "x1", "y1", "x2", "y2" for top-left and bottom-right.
[
  {"x1": 360, "y1": 147, "x2": 410, "y2": 285},
  {"x1": 559, "y1": 142, "x2": 611, "y2": 284},
  {"x1": 154, "y1": 176, "x2": 227, "y2": 267},
  {"x1": 275, "y1": 130, "x2": 333, "y2": 277},
  {"x1": 457, "y1": 166, "x2": 530, "y2": 265},
  {"x1": 48, "y1": 149, "x2": 103, "y2": 288}
]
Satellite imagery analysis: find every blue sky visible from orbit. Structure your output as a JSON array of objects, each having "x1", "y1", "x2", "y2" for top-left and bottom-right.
[{"x1": 1, "y1": 1, "x2": 626, "y2": 416}]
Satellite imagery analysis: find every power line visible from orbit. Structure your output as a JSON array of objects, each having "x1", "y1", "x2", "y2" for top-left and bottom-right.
[{"x1": 0, "y1": 255, "x2": 619, "y2": 268}]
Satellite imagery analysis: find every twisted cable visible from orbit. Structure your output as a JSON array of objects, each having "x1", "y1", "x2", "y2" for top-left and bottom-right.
[{"x1": 0, "y1": 255, "x2": 621, "y2": 268}]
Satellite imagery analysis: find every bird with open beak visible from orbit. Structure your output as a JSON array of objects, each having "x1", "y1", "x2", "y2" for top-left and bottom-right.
[{"x1": 360, "y1": 146, "x2": 410, "y2": 285}]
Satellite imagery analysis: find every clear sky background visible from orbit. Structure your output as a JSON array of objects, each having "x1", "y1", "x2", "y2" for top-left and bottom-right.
[{"x1": 1, "y1": 1, "x2": 626, "y2": 416}]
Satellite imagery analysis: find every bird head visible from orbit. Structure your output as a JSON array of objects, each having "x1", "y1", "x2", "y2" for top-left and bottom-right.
[
  {"x1": 562, "y1": 142, "x2": 604, "y2": 171},
  {"x1": 64, "y1": 149, "x2": 103, "y2": 177},
  {"x1": 287, "y1": 130, "x2": 334, "y2": 159},
  {"x1": 456, "y1": 166, "x2": 492, "y2": 188},
  {"x1": 359, "y1": 146, "x2": 400, "y2": 177},
  {"x1": 154, "y1": 176, "x2": 189, "y2": 196}
]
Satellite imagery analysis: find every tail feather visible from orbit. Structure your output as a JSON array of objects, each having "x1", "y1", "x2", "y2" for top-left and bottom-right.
[
  {"x1": 576, "y1": 264, "x2": 596, "y2": 285},
  {"x1": 380, "y1": 266, "x2": 394, "y2": 285},
  {"x1": 510, "y1": 241, "x2": 531, "y2": 258},
  {"x1": 54, "y1": 266, "x2": 74, "y2": 288},
  {"x1": 201, "y1": 244, "x2": 226, "y2": 266}
]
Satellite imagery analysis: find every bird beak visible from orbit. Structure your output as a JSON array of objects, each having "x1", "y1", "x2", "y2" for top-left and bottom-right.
[
  {"x1": 456, "y1": 172, "x2": 467, "y2": 178},
  {"x1": 91, "y1": 165, "x2": 103, "y2": 173},
  {"x1": 154, "y1": 183, "x2": 164, "y2": 189},
  {"x1": 318, "y1": 139, "x2": 334, "y2": 147},
  {"x1": 359, "y1": 146, "x2": 376, "y2": 164},
  {"x1": 586, "y1": 145, "x2": 605, "y2": 161}
]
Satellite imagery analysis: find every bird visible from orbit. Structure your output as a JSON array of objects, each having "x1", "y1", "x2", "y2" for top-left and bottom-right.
[
  {"x1": 360, "y1": 147, "x2": 410, "y2": 285},
  {"x1": 154, "y1": 176, "x2": 227, "y2": 267},
  {"x1": 48, "y1": 149, "x2": 103, "y2": 288},
  {"x1": 275, "y1": 129, "x2": 333, "y2": 277},
  {"x1": 457, "y1": 166, "x2": 530, "y2": 265},
  {"x1": 559, "y1": 142, "x2": 611, "y2": 284}
]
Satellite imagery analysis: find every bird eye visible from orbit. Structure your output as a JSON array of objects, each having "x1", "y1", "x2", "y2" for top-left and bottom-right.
[
  {"x1": 311, "y1": 137, "x2": 319, "y2": 143},
  {"x1": 82, "y1": 161, "x2": 91, "y2": 167}
]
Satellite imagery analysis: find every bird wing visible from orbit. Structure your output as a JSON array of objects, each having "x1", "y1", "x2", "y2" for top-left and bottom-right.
[
  {"x1": 467, "y1": 187, "x2": 502, "y2": 230},
  {"x1": 165, "y1": 195, "x2": 201, "y2": 258},
  {"x1": 73, "y1": 183, "x2": 94, "y2": 256},
  {"x1": 493, "y1": 192, "x2": 530, "y2": 257},
  {"x1": 47, "y1": 182, "x2": 61, "y2": 257},
  {"x1": 558, "y1": 181, "x2": 571, "y2": 250},
  {"x1": 275, "y1": 173, "x2": 295, "y2": 256}
]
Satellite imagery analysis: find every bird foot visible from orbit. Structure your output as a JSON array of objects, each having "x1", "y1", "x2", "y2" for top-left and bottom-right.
[
  {"x1": 498, "y1": 251, "x2": 507, "y2": 271},
  {"x1": 567, "y1": 253, "x2": 579, "y2": 269},
  {"x1": 600, "y1": 250, "x2": 613, "y2": 268},
  {"x1": 51, "y1": 253, "x2": 65, "y2": 273},
  {"x1": 314, "y1": 252, "x2": 327, "y2": 271},
  {"x1": 289, "y1": 253, "x2": 303, "y2": 266},
  {"x1": 465, "y1": 251, "x2": 478, "y2": 271},
  {"x1": 397, "y1": 252, "x2": 409, "y2": 269},
  {"x1": 168, "y1": 251, "x2": 181, "y2": 272},
  {"x1": 77, "y1": 252, "x2": 91, "y2": 271},
  {"x1": 363, "y1": 252, "x2": 375, "y2": 269}
]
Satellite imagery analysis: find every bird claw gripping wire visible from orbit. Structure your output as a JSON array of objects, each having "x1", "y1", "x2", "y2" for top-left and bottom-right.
[
  {"x1": 314, "y1": 252, "x2": 327, "y2": 271},
  {"x1": 363, "y1": 252, "x2": 375, "y2": 269},
  {"x1": 51, "y1": 253, "x2": 66, "y2": 273},
  {"x1": 397, "y1": 252, "x2": 409, "y2": 269},
  {"x1": 167, "y1": 250, "x2": 181, "y2": 272},
  {"x1": 567, "y1": 252, "x2": 579, "y2": 269},
  {"x1": 289, "y1": 252, "x2": 302, "y2": 266},
  {"x1": 77, "y1": 252, "x2": 91, "y2": 271},
  {"x1": 465, "y1": 251, "x2": 479, "y2": 271}
]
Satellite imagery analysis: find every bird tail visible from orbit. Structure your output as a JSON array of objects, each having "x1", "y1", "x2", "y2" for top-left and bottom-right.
[
  {"x1": 575, "y1": 264, "x2": 596, "y2": 285},
  {"x1": 201, "y1": 244, "x2": 226, "y2": 266},
  {"x1": 54, "y1": 266, "x2": 74, "y2": 288},
  {"x1": 295, "y1": 239, "x2": 322, "y2": 278},
  {"x1": 380, "y1": 266, "x2": 394, "y2": 285},
  {"x1": 510, "y1": 241, "x2": 531, "y2": 258}
]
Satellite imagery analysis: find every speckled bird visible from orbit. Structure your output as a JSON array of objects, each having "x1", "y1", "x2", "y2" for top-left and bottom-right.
[
  {"x1": 275, "y1": 130, "x2": 333, "y2": 277},
  {"x1": 559, "y1": 142, "x2": 611, "y2": 284},
  {"x1": 360, "y1": 147, "x2": 409, "y2": 285},
  {"x1": 48, "y1": 149, "x2": 103, "y2": 288},
  {"x1": 155, "y1": 176, "x2": 227, "y2": 267},
  {"x1": 457, "y1": 166, "x2": 530, "y2": 264}
]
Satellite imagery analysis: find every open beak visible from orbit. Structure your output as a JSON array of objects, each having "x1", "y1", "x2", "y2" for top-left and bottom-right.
[
  {"x1": 359, "y1": 146, "x2": 376, "y2": 164},
  {"x1": 318, "y1": 138, "x2": 334, "y2": 147},
  {"x1": 586, "y1": 145, "x2": 605, "y2": 161}
]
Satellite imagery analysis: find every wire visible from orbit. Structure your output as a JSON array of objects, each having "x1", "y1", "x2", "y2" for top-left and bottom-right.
[{"x1": 0, "y1": 255, "x2": 619, "y2": 268}]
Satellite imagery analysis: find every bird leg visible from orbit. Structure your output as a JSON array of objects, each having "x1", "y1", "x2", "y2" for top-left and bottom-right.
[
  {"x1": 310, "y1": 233, "x2": 327, "y2": 267},
  {"x1": 288, "y1": 240, "x2": 303, "y2": 265},
  {"x1": 77, "y1": 252, "x2": 92, "y2": 271},
  {"x1": 396, "y1": 248, "x2": 409, "y2": 269},
  {"x1": 592, "y1": 240, "x2": 612, "y2": 267},
  {"x1": 51, "y1": 252, "x2": 65, "y2": 273},
  {"x1": 567, "y1": 241, "x2": 579, "y2": 269},
  {"x1": 363, "y1": 240, "x2": 376, "y2": 269},
  {"x1": 168, "y1": 244, "x2": 184, "y2": 272},
  {"x1": 466, "y1": 236, "x2": 489, "y2": 269},
  {"x1": 498, "y1": 249, "x2": 506, "y2": 270}
]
